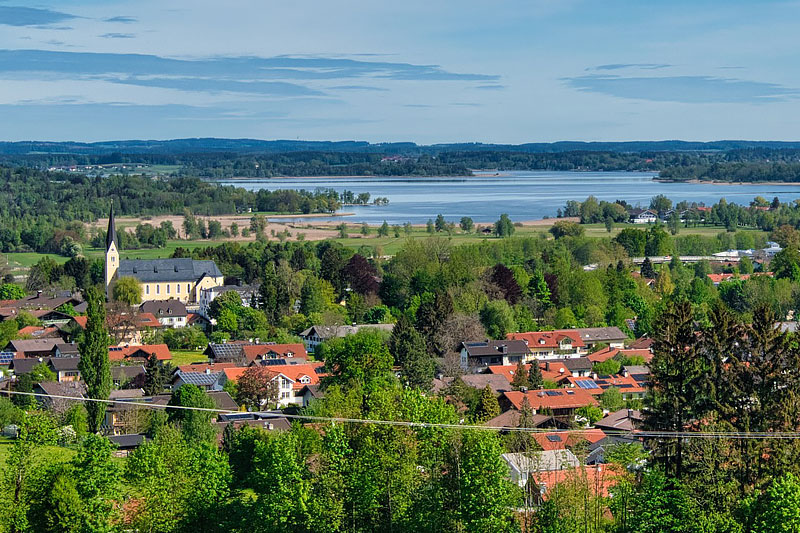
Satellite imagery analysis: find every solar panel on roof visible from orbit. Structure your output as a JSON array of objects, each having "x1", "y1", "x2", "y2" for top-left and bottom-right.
[
  {"x1": 546, "y1": 435, "x2": 562, "y2": 442},
  {"x1": 0, "y1": 352, "x2": 13, "y2": 365},
  {"x1": 575, "y1": 379, "x2": 598, "y2": 389},
  {"x1": 618, "y1": 384, "x2": 633, "y2": 389},
  {"x1": 545, "y1": 390, "x2": 560, "y2": 396}
]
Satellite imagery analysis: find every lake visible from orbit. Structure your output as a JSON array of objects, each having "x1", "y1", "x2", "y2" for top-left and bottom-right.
[{"x1": 217, "y1": 171, "x2": 800, "y2": 224}]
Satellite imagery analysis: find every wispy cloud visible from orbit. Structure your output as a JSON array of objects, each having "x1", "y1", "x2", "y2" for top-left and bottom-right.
[
  {"x1": 565, "y1": 74, "x2": 800, "y2": 103},
  {"x1": 114, "y1": 77, "x2": 324, "y2": 96},
  {"x1": 100, "y1": 33, "x2": 135, "y2": 39},
  {"x1": 474, "y1": 84, "x2": 506, "y2": 90},
  {"x1": 0, "y1": 49, "x2": 497, "y2": 83},
  {"x1": 329, "y1": 85, "x2": 389, "y2": 92},
  {"x1": 104, "y1": 16, "x2": 137, "y2": 24},
  {"x1": 589, "y1": 63, "x2": 672, "y2": 71},
  {"x1": 0, "y1": 6, "x2": 76, "y2": 27}
]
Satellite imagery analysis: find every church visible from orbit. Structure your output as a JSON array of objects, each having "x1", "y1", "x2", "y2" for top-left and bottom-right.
[{"x1": 104, "y1": 205, "x2": 224, "y2": 304}]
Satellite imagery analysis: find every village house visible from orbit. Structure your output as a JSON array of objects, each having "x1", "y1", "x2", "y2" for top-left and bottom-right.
[
  {"x1": 502, "y1": 450, "x2": 581, "y2": 488},
  {"x1": 198, "y1": 283, "x2": 259, "y2": 320},
  {"x1": 108, "y1": 344, "x2": 172, "y2": 363},
  {"x1": 220, "y1": 362, "x2": 326, "y2": 408},
  {"x1": 500, "y1": 388, "x2": 598, "y2": 418},
  {"x1": 506, "y1": 331, "x2": 585, "y2": 360},
  {"x1": 566, "y1": 373, "x2": 647, "y2": 400},
  {"x1": 460, "y1": 339, "x2": 529, "y2": 369},
  {"x1": 299, "y1": 323, "x2": 395, "y2": 353},
  {"x1": 628, "y1": 208, "x2": 658, "y2": 224},
  {"x1": 139, "y1": 300, "x2": 188, "y2": 328}
]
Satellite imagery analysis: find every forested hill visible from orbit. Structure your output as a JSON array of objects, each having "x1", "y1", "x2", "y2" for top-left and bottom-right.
[{"x1": 3, "y1": 138, "x2": 800, "y2": 156}]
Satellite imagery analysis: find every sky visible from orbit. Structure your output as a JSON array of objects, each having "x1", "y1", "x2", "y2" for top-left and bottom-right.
[{"x1": 0, "y1": 0, "x2": 799, "y2": 143}]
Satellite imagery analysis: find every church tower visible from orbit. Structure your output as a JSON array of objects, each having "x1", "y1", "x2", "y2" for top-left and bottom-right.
[{"x1": 105, "y1": 202, "x2": 120, "y2": 297}]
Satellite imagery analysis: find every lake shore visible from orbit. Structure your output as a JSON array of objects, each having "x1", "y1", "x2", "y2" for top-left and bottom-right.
[{"x1": 655, "y1": 178, "x2": 800, "y2": 186}]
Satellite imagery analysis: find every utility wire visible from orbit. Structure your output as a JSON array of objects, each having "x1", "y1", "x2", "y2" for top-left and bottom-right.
[{"x1": 5, "y1": 389, "x2": 800, "y2": 440}]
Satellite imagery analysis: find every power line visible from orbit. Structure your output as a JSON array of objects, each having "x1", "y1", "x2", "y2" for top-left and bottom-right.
[{"x1": 6, "y1": 389, "x2": 800, "y2": 440}]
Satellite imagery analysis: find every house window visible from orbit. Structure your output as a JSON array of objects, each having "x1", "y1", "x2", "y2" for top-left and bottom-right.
[{"x1": 281, "y1": 391, "x2": 291, "y2": 399}]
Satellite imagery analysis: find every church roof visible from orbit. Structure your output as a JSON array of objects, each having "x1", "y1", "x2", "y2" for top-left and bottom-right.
[{"x1": 117, "y1": 258, "x2": 222, "y2": 282}]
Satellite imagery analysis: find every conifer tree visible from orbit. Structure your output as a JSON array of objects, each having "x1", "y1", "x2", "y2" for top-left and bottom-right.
[
  {"x1": 528, "y1": 360, "x2": 544, "y2": 390},
  {"x1": 510, "y1": 360, "x2": 530, "y2": 390},
  {"x1": 476, "y1": 385, "x2": 500, "y2": 422}
]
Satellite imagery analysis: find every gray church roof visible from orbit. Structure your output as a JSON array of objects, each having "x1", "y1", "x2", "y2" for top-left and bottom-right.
[{"x1": 117, "y1": 258, "x2": 222, "y2": 282}]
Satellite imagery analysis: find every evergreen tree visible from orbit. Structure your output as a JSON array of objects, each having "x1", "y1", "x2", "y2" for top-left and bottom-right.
[
  {"x1": 143, "y1": 351, "x2": 173, "y2": 396},
  {"x1": 475, "y1": 385, "x2": 500, "y2": 421},
  {"x1": 78, "y1": 288, "x2": 111, "y2": 434},
  {"x1": 510, "y1": 360, "x2": 530, "y2": 390},
  {"x1": 528, "y1": 361, "x2": 544, "y2": 390},
  {"x1": 641, "y1": 257, "x2": 656, "y2": 279},
  {"x1": 644, "y1": 300, "x2": 704, "y2": 478}
]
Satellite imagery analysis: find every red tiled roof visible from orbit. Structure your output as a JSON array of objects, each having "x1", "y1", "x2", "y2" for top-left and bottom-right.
[
  {"x1": 223, "y1": 362, "x2": 326, "y2": 391},
  {"x1": 488, "y1": 363, "x2": 568, "y2": 384},
  {"x1": 565, "y1": 374, "x2": 646, "y2": 395},
  {"x1": 242, "y1": 343, "x2": 308, "y2": 363},
  {"x1": 136, "y1": 313, "x2": 162, "y2": 328},
  {"x1": 503, "y1": 389, "x2": 598, "y2": 411},
  {"x1": 109, "y1": 344, "x2": 172, "y2": 361},
  {"x1": 508, "y1": 330, "x2": 585, "y2": 350},
  {"x1": 707, "y1": 272, "x2": 773, "y2": 284},
  {"x1": 532, "y1": 429, "x2": 607, "y2": 451},
  {"x1": 17, "y1": 325, "x2": 60, "y2": 338},
  {"x1": 588, "y1": 347, "x2": 619, "y2": 363},
  {"x1": 73, "y1": 316, "x2": 88, "y2": 328},
  {"x1": 532, "y1": 465, "x2": 619, "y2": 499}
]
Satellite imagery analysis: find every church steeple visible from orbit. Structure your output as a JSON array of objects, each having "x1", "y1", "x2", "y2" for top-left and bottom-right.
[
  {"x1": 106, "y1": 202, "x2": 118, "y2": 252},
  {"x1": 105, "y1": 202, "x2": 120, "y2": 297}
]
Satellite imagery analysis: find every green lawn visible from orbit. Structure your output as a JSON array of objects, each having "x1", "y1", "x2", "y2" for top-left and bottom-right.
[
  {"x1": 170, "y1": 350, "x2": 208, "y2": 366},
  {"x1": 3, "y1": 221, "x2": 768, "y2": 271},
  {"x1": 0, "y1": 436, "x2": 76, "y2": 467}
]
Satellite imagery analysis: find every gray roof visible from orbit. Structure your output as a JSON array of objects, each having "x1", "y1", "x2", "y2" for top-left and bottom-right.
[
  {"x1": 118, "y1": 258, "x2": 222, "y2": 282},
  {"x1": 34, "y1": 380, "x2": 86, "y2": 398},
  {"x1": 563, "y1": 357, "x2": 593, "y2": 372},
  {"x1": 300, "y1": 323, "x2": 394, "y2": 340},
  {"x1": 502, "y1": 450, "x2": 580, "y2": 473},
  {"x1": 461, "y1": 340, "x2": 528, "y2": 358},
  {"x1": 174, "y1": 370, "x2": 223, "y2": 387},
  {"x1": 6, "y1": 338, "x2": 62, "y2": 354},
  {"x1": 50, "y1": 357, "x2": 80, "y2": 372},
  {"x1": 595, "y1": 408, "x2": 642, "y2": 432},
  {"x1": 461, "y1": 374, "x2": 513, "y2": 394},
  {"x1": 10, "y1": 358, "x2": 50, "y2": 374},
  {"x1": 206, "y1": 342, "x2": 249, "y2": 361},
  {"x1": 56, "y1": 343, "x2": 79, "y2": 355},
  {"x1": 108, "y1": 434, "x2": 147, "y2": 449},
  {"x1": 576, "y1": 327, "x2": 627, "y2": 343},
  {"x1": 623, "y1": 365, "x2": 650, "y2": 375},
  {"x1": 109, "y1": 388, "x2": 145, "y2": 400},
  {"x1": 112, "y1": 365, "x2": 146, "y2": 380},
  {"x1": 140, "y1": 300, "x2": 188, "y2": 317}
]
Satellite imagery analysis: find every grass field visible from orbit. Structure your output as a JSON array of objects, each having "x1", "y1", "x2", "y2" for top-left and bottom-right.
[
  {"x1": 4, "y1": 222, "x2": 767, "y2": 272},
  {"x1": 0, "y1": 436, "x2": 76, "y2": 466},
  {"x1": 170, "y1": 350, "x2": 208, "y2": 366}
]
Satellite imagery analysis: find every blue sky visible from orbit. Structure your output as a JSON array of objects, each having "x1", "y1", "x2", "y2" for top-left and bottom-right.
[{"x1": 0, "y1": 0, "x2": 798, "y2": 143}]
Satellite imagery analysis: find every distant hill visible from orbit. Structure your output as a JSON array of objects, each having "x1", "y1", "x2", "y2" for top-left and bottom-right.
[{"x1": 3, "y1": 138, "x2": 800, "y2": 155}]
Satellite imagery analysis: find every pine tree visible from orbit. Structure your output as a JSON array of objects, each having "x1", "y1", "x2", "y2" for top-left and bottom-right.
[
  {"x1": 476, "y1": 385, "x2": 500, "y2": 422},
  {"x1": 641, "y1": 257, "x2": 656, "y2": 279},
  {"x1": 510, "y1": 360, "x2": 530, "y2": 390},
  {"x1": 528, "y1": 269, "x2": 551, "y2": 314},
  {"x1": 644, "y1": 300, "x2": 704, "y2": 478},
  {"x1": 78, "y1": 288, "x2": 111, "y2": 434},
  {"x1": 528, "y1": 361, "x2": 544, "y2": 390}
]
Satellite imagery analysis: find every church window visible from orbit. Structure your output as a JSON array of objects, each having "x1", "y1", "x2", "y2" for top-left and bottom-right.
[
  {"x1": 156, "y1": 285, "x2": 160, "y2": 295},
  {"x1": 166, "y1": 284, "x2": 170, "y2": 294},
  {"x1": 145, "y1": 285, "x2": 150, "y2": 295}
]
